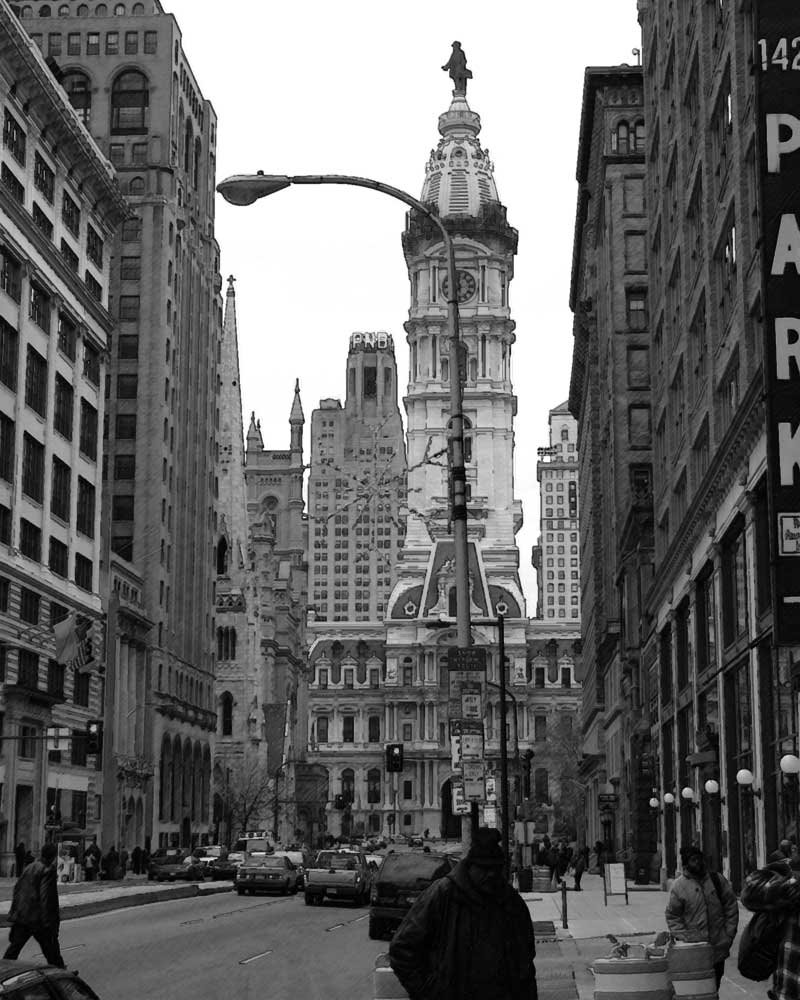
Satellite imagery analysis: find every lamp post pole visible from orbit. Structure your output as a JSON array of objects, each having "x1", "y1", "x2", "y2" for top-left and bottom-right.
[{"x1": 217, "y1": 173, "x2": 472, "y2": 650}]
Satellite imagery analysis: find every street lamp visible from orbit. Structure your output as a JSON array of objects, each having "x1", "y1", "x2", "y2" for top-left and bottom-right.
[{"x1": 217, "y1": 172, "x2": 472, "y2": 649}]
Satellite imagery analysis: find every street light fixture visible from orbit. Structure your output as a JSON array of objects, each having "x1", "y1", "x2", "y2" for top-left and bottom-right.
[{"x1": 217, "y1": 171, "x2": 471, "y2": 648}]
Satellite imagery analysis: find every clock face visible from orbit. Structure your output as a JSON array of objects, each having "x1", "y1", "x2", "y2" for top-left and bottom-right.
[{"x1": 442, "y1": 269, "x2": 477, "y2": 303}]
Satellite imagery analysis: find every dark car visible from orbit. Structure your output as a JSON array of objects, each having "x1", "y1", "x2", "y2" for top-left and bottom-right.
[
  {"x1": 208, "y1": 851, "x2": 243, "y2": 881},
  {"x1": 236, "y1": 853, "x2": 300, "y2": 895},
  {"x1": 369, "y1": 851, "x2": 454, "y2": 939},
  {"x1": 147, "y1": 848, "x2": 205, "y2": 882},
  {"x1": 0, "y1": 959, "x2": 100, "y2": 999}
]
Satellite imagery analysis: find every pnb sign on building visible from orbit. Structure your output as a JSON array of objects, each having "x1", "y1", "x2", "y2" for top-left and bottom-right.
[{"x1": 758, "y1": 0, "x2": 800, "y2": 645}]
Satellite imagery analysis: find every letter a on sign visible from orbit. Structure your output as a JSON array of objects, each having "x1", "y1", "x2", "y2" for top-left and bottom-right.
[{"x1": 771, "y1": 214, "x2": 800, "y2": 275}]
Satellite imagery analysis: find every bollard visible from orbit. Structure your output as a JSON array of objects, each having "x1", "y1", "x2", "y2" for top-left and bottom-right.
[{"x1": 561, "y1": 879, "x2": 568, "y2": 928}]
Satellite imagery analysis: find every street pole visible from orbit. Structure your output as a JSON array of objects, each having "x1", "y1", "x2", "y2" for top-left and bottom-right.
[
  {"x1": 217, "y1": 171, "x2": 475, "y2": 840},
  {"x1": 498, "y1": 614, "x2": 510, "y2": 879}
]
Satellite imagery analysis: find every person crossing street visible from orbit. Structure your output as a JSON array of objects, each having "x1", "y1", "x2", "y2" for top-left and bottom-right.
[{"x1": 3, "y1": 842, "x2": 65, "y2": 968}]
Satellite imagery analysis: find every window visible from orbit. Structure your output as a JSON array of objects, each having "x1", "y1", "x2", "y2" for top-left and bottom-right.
[
  {"x1": 317, "y1": 716, "x2": 328, "y2": 743},
  {"x1": 34, "y1": 153, "x2": 55, "y2": 203},
  {"x1": 611, "y1": 120, "x2": 629, "y2": 154},
  {"x1": 79, "y1": 400, "x2": 98, "y2": 460},
  {"x1": 220, "y1": 692, "x2": 233, "y2": 736},
  {"x1": 61, "y1": 194, "x2": 81, "y2": 239},
  {"x1": 119, "y1": 295, "x2": 140, "y2": 320},
  {"x1": 120, "y1": 257, "x2": 141, "y2": 282},
  {"x1": 368, "y1": 716, "x2": 380, "y2": 743},
  {"x1": 343, "y1": 717, "x2": 355, "y2": 743},
  {"x1": 19, "y1": 587, "x2": 40, "y2": 625},
  {"x1": 367, "y1": 768, "x2": 381, "y2": 804},
  {"x1": 25, "y1": 347, "x2": 48, "y2": 417},
  {"x1": 402, "y1": 722, "x2": 412, "y2": 742},
  {"x1": 51, "y1": 457, "x2": 70, "y2": 521},
  {"x1": 1, "y1": 248, "x2": 22, "y2": 302},
  {"x1": 112, "y1": 495, "x2": 134, "y2": 521},
  {"x1": 624, "y1": 232, "x2": 647, "y2": 273},
  {"x1": 86, "y1": 225, "x2": 103, "y2": 268},
  {"x1": 74, "y1": 671, "x2": 89, "y2": 707},
  {"x1": 403, "y1": 780, "x2": 413, "y2": 801},
  {"x1": 628, "y1": 404, "x2": 652, "y2": 448},
  {"x1": 722, "y1": 519, "x2": 748, "y2": 646},
  {"x1": 115, "y1": 414, "x2": 137, "y2": 438},
  {"x1": 534, "y1": 716, "x2": 547, "y2": 741},
  {"x1": 48, "y1": 659, "x2": 65, "y2": 699},
  {"x1": 3, "y1": 110, "x2": 26, "y2": 165},
  {"x1": 125, "y1": 30, "x2": 138, "y2": 54},
  {"x1": 121, "y1": 216, "x2": 141, "y2": 242},
  {"x1": 77, "y1": 478, "x2": 95, "y2": 537},
  {"x1": 22, "y1": 433, "x2": 45, "y2": 504},
  {"x1": 114, "y1": 455, "x2": 135, "y2": 479},
  {"x1": 0, "y1": 317, "x2": 18, "y2": 390},
  {"x1": 62, "y1": 70, "x2": 92, "y2": 126},
  {"x1": 29, "y1": 283, "x2": 51, "y2": 333},
  {"x1": 144, "y1": 30, "x2": 157, "y2": 53},
  {"x1": 105, "y1": 31, "x2": 119, "y2": 54},
  {"x1": 627, "y1": 347, "x2": 650, "y2": 389},
  {"x1": 71, "y1": 728, "x2": 87, "y2": 766},
  {"x1": 48, "y1": 537, "x2": 68, "y2": 578},
  {"x1": 111, "y1": 535, "x2": 133, "y2": 561},
  {"x1": 111, "y1": 70, "x2": 149, "y2": 133},
  {"x1": 344, "y1": 668, "x2": 354, "y2": 689},
  {"x1": 74, "y1": 553, "x2": 93, "y2": 591},
  {"x1": 86, "y1": 32, "x2": 100, "y2": 55},
  {"x1": 57, "y1": 313, "x2": 77, "y2": 361},
  {"x1": 53, "y1": 375, "x2": 74, "y2": 440},
  {"x1": 626, "y1": 289, "x2": 648, "y2": 330},
  {"x1": 20, "y1": 723, "x2": 38, "y2": 758},
  {"x1": 20, "y1": 519, "x2": 42, "y2": 562},
  {"x1": 116, "y1": 374, "x2": 138, "y2": 398},
  {"x1": 696, "y1": 568, "x2": 717, "y2": 674}
]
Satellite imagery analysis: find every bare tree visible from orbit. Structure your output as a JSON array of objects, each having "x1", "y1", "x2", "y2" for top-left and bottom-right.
[
  {"x1": 547, "y1": 715, "x2": 587, "y2": 841},
  {"x1": 218, "y1": 756, "x2": 273, "y2": 844}
]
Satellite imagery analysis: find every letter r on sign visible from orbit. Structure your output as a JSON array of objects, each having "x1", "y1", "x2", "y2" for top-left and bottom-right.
[{"x1": 767, "y1": 114, "x2": 800, "y2": 173}]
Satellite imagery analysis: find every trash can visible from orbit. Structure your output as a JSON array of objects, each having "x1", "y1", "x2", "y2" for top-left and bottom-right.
[{"x1": 517, "y1": 866, "x2": 533, "y2": 892}]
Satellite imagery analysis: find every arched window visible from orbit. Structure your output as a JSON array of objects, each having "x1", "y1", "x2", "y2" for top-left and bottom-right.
[
  {"x1": 62, "y1": 71, "x2": 92, "y2": 126},
  {"x1": 341, "y1": 768, "x2": 355, "y2": 805},
  {"x1": 114, "y1": 2, "x2": 126, "y2": 12},
  {"x1": 39, "y1": 4, "x2": 52, "y2": 14},
  {"x1": 111, "y1": 70, "x2": 149, "y2": 133},
  {"x1": 58, "y1": 4, "x2": 69, "y2": 13},
  {"x1": 229, "y1": 628, "x2": 236, "y2": 660},
  {"x1": 216, "y1": 537, "x2": 228, "y2": 576},
  {"x1": 77, "y1": 4, "x2": 88, "y2": 13},
  {"x1": 611, "y1": 121, "x2": 629, "y2": 155},
  {"x1": 561, "y1": 427, "x2": 569, "y2": 441},
  {"x1": 216, "y1": 627, "x2": 225, "y2": 661},
  {"x1": 183, "y1": 118, "x2": 192, "y2": 174},
  {"x1": 20, "y1": 5, "x2": 33, "y2": 15},
  {"x1": 129, "y1": 176, "x2": 144, "y2": 195},
  {"x1": 367, "y1": 768, "x2": 381, "y2": 804},
  {"x1": 220, "y1": 692, "x2": 233, "y2": 736},
  {"x1": 633, "y1": 120, "x2": 646, "y2": 152},
  {"x1": 132, "y1": 1, "x2": 144, "y2": 11},
  {"x1": 95, "y1": 3, "x2": 107, "y2": 13}
]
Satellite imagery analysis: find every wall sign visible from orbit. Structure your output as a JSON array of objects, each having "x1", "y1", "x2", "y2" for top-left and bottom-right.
[{"x1": 757, "y1": 0, "x2": 800, "y2": 644}]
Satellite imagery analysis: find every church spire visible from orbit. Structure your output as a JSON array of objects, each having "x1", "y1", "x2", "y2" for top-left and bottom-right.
[
  {"x1": 290, "y1": 379, "x2": 304, "y2": 453},
  {"x1": 217, "y1": 275, "x2": 249, "y2": 562},
  {"x1": 247, "y1": 411, "x2": 264, "y2": 453}
]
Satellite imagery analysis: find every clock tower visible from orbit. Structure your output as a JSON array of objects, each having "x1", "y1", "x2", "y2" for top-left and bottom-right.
[{"x1": 388, "y1": 81, "x2": 523, "y2": 624}]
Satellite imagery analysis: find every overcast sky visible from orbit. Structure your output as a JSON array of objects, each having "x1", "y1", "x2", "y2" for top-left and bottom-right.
[{"x1": 165, "y1": 0, "x2": 642, "y2": 610}]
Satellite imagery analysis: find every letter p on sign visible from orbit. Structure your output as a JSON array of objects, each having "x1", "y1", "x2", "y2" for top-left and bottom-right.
[{"x1": 767, "y1": 114, "x2": 800, "y2": 172}]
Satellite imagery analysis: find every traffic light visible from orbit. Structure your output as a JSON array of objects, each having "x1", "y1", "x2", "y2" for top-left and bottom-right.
[
  {"x1": 333, "y1": 794, "x2": 345, "y2": 810},
  {"x1": 386, "y1": 743, "x2": 404, "y2": 773},
  {"x1": 568, "y1": 481, "x2": 578, "y2": 519},
  {"x1": 86, "y1": 720, "x2": 103, "y2": 755}
]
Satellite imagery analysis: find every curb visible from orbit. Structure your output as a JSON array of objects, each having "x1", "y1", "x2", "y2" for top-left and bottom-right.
[{"x1": 0, "y1": 881, "x2": 234, "y2": 927}]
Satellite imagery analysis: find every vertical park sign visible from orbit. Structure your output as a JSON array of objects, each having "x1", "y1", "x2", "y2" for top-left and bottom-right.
[{"x1": 757, "y1": 2, "x2": 800, "y2": 645}]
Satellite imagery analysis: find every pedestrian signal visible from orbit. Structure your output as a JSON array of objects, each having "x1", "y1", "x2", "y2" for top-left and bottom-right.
[{"x1": 386, "y1": 743, "x2": 404, "y2": 772}]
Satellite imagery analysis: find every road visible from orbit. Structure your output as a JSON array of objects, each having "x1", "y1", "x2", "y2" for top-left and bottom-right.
[{"x1": 50, "y1": 889, "x2": 387, "y2": 1000}]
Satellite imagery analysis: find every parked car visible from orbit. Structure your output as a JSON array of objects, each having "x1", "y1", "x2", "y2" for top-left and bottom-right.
[
  {"x1": 369, "y1": 851, "x2": 454, "y2": 939},
  {"x1": 195, "y1": 845, "x2": 224, "y2": 873},
  {"x1": 148, "y1": 849, "x2": 206, "y2": 882},
  {"x1": 208, "y1": 850, "x2": 243, "y2": 881},
  {"x1": 236, "y1": 853, "x2": 299, "y2": 895},
  {"x1": 305, "y1": 849, "x2": 370, "y2": 906},
  {"x1": 0, "y1": 959, "x2": 101, "y2": 1000},
  {"x1": 273, "y1": 849, "x2": 310, "y2": 889}
]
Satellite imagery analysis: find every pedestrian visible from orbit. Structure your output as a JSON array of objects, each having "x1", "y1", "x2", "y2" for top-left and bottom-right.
[
  {"x1": 389, "y1": 827, "x2": 537, "y2": 1000},
  {"x1": 103, "y1": 845, "x2": 119, "y2": 880},
  {"x1": 546, "y1": 844, "x2": 559, "y2": 888},
  {"x1": 131, "y1": 845, "x2": 142, "y2": 875},
  {"x1": 741, "y1": 848, "x2": 800, "y2": 999},
  {"x1": 119, "y1": 847, "x2": 128, "y2": 878},
  {"x1": 14, "y1": 842, "x2": 26, "y2": 878},
  {"x1": 665, "y1": 845, "x2": 739, "y2": 990},
  {"x1": 3, "y1": 842, "x2": 65, "y2": 968},
  {"x1": 573, "y1": 847, "x2": 587, "y2": 891}
]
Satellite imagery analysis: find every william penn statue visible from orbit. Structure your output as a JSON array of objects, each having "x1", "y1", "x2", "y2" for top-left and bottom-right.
[{"x1": 442, "y1": 41, "x2": 472, "y2": 96}]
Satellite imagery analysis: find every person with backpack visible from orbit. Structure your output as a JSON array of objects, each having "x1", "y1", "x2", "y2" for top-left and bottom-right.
[
  {"x1": 740, "y1": 850, "x2": 800, "y2": 997},
  {"x1": 665, "y1": 845, "x2": 739, "y2": 989}
]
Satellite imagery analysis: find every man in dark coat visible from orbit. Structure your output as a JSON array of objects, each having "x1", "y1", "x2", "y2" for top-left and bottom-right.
[
  {"x1": 3, "y1": 843, "x2": 65, "y2": 967},
  {"x1": 389, "y1": 827, "x2": 537, "y2": 1000},
  {"x1": 131, "y1": 845, "x2": 142, "y2": 875},
  {"x1": 14, "y1": 842, "x2": 26, "y2": 878}
]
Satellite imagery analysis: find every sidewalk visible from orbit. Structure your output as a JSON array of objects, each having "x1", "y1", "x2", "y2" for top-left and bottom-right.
[
  {"x1": 523, "y1": 873, "x2": 768, "y2": 1000},
  {"x1": 0, "y1": 874, "x2": 233, "y2": 926}
]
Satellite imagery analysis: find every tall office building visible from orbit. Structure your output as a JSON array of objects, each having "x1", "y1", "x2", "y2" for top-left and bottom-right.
[
  {"x1": 531, "y1": 402, "x2": 580, "y2": 623},
  {"x1": 308, "y1": 332, "x2": 407, "y2": 625},
  {"x1": 20, "y1": 1, "x2": 223, "y2": 850},
  {"x1": 0, "y1": 3, "x2": 127, "y2": 867}
]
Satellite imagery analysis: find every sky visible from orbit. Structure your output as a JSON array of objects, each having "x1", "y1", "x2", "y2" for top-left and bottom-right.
[{"x1": 165, "y1": 0, "x2": 642, "y2": 609}]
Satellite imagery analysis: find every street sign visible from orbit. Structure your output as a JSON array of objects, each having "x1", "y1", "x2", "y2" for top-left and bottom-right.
[
  {"x1": 483, "y1": 805, "x2": 498, "y2": 828},
  {"x1": 451, "y1": 780, "x2": 471, "y2": 815},
  {"x1": 485, "y1": 775, "x2": 497, "y2": 802},
  {"x1": 46, "y1": 727, "x2": 70, "y2": 751},
  {"x1": 447, "y1": 648, "x2": 487, "y2": 671},
  {"x1": 462, "y1": 762, "x2": 485, "y2": 800},
  {"x1": 461, "y1": 682, "x2": 482, "y2": 719},
  {"x1": 450, "y1": 730, "x2": 462, "y2": 772},
  {"x1": 449, "y1": 719, "x2": 484, "y2": 762}
]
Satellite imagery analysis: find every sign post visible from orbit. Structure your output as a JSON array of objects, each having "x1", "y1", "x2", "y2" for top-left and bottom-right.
[{"x1": 603, "y1": 862, "x2": 629, "y2": 906}]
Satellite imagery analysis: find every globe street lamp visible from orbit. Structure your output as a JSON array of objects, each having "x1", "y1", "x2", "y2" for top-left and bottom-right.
[{"x1": 217, "y1": 172, "x2": 472, "y2": 649}]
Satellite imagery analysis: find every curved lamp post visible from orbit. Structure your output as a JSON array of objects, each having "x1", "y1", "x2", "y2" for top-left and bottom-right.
[{"x1": 217, "y1": 172, "x2": 471, "y2": 648}]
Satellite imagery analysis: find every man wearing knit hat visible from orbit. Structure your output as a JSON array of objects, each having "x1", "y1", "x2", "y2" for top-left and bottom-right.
[{"x1": 389, "y1": 827, "x2": 537, "y2": 1000}]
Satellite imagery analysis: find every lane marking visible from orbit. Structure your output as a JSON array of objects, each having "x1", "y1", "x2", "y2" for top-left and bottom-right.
[
  {"x1": 239, "y1": 949, "x2": 273, "y2": 965},
  {"x1": 180, "y1": 918, "x2": 204, "y2": 926},
  {"x1": 326, "y1": 922, "x2": 345, "y2": 932}
]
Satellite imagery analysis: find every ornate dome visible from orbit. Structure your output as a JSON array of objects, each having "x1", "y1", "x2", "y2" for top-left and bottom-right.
[{"x1": 419, "y1": 93, "x2": 500, "y2": 218}]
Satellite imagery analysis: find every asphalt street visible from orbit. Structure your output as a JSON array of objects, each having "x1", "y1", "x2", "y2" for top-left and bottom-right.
[{"x1": 33, "y1": 890, "x2": 384, "y2": 1000}]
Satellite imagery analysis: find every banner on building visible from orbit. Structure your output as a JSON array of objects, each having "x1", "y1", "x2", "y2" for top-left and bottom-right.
[{"x1": 757, "y1": 0, "x2": 800, "y2": 644}]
